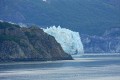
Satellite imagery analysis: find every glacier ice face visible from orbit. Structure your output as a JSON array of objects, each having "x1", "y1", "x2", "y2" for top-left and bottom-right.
[{"x1": 43, "y1": 26, "x2": 84, "y2": 55}]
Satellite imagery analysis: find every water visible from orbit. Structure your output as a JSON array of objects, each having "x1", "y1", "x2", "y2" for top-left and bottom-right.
[{"x1": 0, "y1": 54, "x2": 120, "y2": 80}]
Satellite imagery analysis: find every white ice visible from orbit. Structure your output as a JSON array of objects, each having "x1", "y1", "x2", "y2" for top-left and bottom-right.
[{"x1": 43, "y1": 26, "x2": 84, "y2": 55}]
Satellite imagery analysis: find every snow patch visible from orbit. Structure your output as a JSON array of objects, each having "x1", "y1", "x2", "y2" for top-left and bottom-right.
[
  {"x1": 43, "y1": 26, "x2": 84, "y2": 55},
  {"x1": 18, "y1": 23, "x2": 27, "y2": 27},
  {"x1": 0, "y1": 20, "x2": 27, "y2": 28},
  {"x1": 0, "y1": 20, "x2": 3, "y2": 22},
  {"x1": 43, "y1": 0, "x2": 47, "y2": 2}
]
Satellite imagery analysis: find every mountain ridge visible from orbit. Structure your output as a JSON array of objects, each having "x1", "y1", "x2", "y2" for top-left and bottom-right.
[{"x1": 0, "y1": 0, "x2": 119, "y2": 35}]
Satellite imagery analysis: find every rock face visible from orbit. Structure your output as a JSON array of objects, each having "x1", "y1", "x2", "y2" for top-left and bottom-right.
[
  {"x1": 81, "y1": 28, "x2": 120, "y2": 53},
  {"x1": 0, "y1": 21, "x2": 72, "y2": 61}
]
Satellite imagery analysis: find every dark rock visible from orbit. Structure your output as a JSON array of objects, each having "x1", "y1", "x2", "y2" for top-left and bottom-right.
[{"x1": 0, "y1": 21, "x2": 72, "y2": 61}]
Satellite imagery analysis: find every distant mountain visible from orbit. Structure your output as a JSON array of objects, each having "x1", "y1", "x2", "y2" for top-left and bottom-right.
[
  {"x1": 0, "y1": 0, "x2": 120, "y2": 35},
  {"x1": 0, "y1": 21, "x2": 72, "y2": 61},
  {"x1": 103, "y1": 27, "x2": 120, "y2": 38},
  {"x1": 81, "y1": 28, "x2": 120, "y2": 53}
]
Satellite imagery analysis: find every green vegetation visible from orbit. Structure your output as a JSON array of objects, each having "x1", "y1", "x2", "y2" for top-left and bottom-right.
[
  {"x1": 25, "y1": 32, "x2": 36, "y2": 38},
  {"x1": 0, "y1": 22, "x2": 20, "y2": 29},
  {"x1": 0, "y1": 35, "x2": 20, "y2": 43},
  {"x1": 0, "y1": 21, "x2": 21, "y2": 43}
]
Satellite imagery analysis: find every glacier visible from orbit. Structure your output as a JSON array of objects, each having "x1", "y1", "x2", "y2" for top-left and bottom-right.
[{"x1": 43, "y1": 26, "x2": 84, "y2": 55}]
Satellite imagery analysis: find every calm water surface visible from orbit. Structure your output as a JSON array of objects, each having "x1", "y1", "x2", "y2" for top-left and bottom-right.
[{"x1": 0, "y1": 54, "x2": 120, "y2": 80}]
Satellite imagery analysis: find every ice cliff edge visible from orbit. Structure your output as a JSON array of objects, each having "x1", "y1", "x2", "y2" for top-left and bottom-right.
[{"x1": 43, "y1": 26, "x2": 84, "y2": 55}]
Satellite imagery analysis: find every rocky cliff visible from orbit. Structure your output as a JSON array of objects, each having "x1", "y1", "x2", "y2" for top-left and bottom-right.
[{"x1": 0, "y1": 21, "x2": 72, "y2": 61}]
